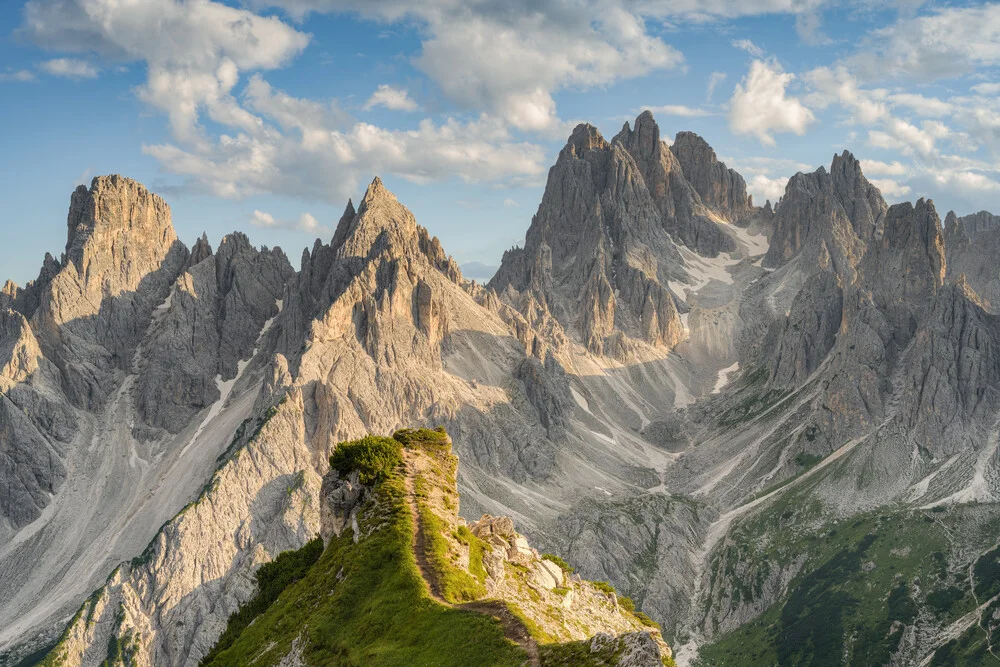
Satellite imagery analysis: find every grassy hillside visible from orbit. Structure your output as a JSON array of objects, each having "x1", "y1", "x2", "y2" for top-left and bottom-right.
[
  {"x1": 200, "y1": 431, "x2": 524, "y2": 667},
  {"x1": 697, "y1": 489, "x2": 1000, "y2": 666}
]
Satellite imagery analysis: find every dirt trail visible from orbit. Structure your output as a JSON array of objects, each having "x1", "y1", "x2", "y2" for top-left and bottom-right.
[{"x1": 402, "y1": 452, "x2": 540, "y2": 667}]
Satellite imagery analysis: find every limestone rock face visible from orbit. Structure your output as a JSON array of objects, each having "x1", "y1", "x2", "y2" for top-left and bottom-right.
[
  {"x1": 135, "y1": 233, "x2": 292, "y2": 433},
  {"x1": 489, "y1": 117, "x2": 687, "y2": 356},
  {"x1": 670, "y1": 130, "x2": 751, "y2": 223},
  {"x1": 35, "y1": 176, "x2": 189, "y2": 409},
  {"x1": 944, "y1": 209, "x2": 1000, "y2": 311},
  {"x1": 0, "y1": 309, "x2": 41, "y2": 386},
  {"x1": 769, "y1": 271, "x2": 843, "y2": 389},
  {"x1": 614, "y1": 112, "x2": 737, "y2": 257},
  {"x1": 902, "y1": 280, "x2": 1000, "y2": 456},
  {"x1": 763, "y1": 151, "x2": 886, "y2": 281}
]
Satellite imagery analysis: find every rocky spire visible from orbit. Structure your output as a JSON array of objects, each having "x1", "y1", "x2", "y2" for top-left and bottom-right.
[
  {"x1": 829, "y1": 150, "x2": 886, "y2": 242},
  {"x1": 944, "y1": 208, "x2": 1000, "y2": 311},
  {"x1": 188, "y1": 232, "x2": 213, "y2": 267},
  {"x1": 614, "y1": 112, "x2": 737, "y2": 256},
  {"x1": 670, "y1": 130, "x2": 751, "y2": 221},
  {"x1": 490, "y1": 119, "x2": 685, "y2": 357},
  {"x1": 335, "y1": 177, "x2": 420, "y2": 260},
  {"x1": 762, "y1": 153, "x2": 885, "y2": 280},
  {"x1": 34, "y1": 176, "x2": 189, "y2": 408}
]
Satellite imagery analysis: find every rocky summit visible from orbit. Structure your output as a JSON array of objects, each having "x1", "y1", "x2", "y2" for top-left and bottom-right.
[{"x1": 4, "y1": 111, "x2": 1000, "y2": 666}]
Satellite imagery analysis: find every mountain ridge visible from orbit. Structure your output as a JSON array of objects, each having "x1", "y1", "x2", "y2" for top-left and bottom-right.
[{"x1": 4, "y1": 110, "x2": 1000, "y2": 666}]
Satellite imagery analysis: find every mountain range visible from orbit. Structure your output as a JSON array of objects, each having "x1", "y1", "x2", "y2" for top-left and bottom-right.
[{"x1": 3, "y1": 110, "x2": 1000, "y2": 666}]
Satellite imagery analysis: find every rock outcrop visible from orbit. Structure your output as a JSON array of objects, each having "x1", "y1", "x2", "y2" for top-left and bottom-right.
[
  {"x1": 944, "y1": 209, "x2": 1000, "y2": 311},
  {"x1": 34, "y1": 176, "x2": 189, "y2": 409},
  {"x1": 489, "y1": 117, "x2": 689, "y2": 356},
  {"x1": 763, "y1": 151, "x2": 886, "y2": 281},
  {"x1": 670, "y1": 130, "x2": 751, "y2": 223},
  {"x1": 135, "y1": 233, "x2": 292, "y2": 433}
]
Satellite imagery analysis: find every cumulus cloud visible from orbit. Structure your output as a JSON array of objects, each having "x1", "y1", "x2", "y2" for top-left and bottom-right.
[
  {"x1": 246, "y1": 0, "x2": 683, "y2": 133},
  {"x1": 860, "y1": 159, "x2": 906, "y2": 176},
  {"x1": 503, "y1": 198, "x2": 518, "y2": 207},
  {"x1": 144, "y1": 79, "x2": 547, "y2": 202},
  {"x1": 250, "y1": 210, "x2": 330, "y2": 235},
  {"x1": 804, "y1": 66, "x2": 888, "y2": 125},
  {"x1": 729, "y1": 60, "x2": 815, "y2": 145},
  {"x1": 22, "y1": 0, "x2": 310, "y2": 142},
  {"x1": 868, "y1": 177, "x2": 911, "y2": 199},
  {"x1": 886, "y1": 93, "x2": 953, "y2": 117},
  {"x1": 746, "y1": 173, "x2": 787, "y2": 204},
  {"x1": 862, "y1": 5, "x2": 1000, "y2": 81},
  {"x1": 971, "y1": 82, "x2": 1000, "y2": 96},
  {"x1": 39, "y1": 58, "x2": 99, "y2": 79},
  {"x1": 363, "y1": 84, "x2": 419, "y2": 112}
]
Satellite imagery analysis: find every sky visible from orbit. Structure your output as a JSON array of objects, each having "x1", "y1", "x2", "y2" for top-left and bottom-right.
[{"x1": 2, "y1": 1, "x2": 1000, "y2": 285}]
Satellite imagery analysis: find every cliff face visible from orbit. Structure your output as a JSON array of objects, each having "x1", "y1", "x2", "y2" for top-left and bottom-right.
[
  {"x1": 489, "y1": 112, "x2": 760, "y2": 359},
  {"x1": 944, "y1": 209, "x2": 1000, "y2": 311}
]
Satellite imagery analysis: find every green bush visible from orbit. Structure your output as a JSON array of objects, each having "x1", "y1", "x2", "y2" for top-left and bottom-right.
[
  {"x1": 329, "y1": 435, "x2": 403, "y2": 485},
  {"x1": 927, "y1": 586, "x2": 966, "y2": 613},
  {"x1": 393, "y1": 426, "x2": 450, "y2": 450},
  {"x1": 541, "y1": 553, "x2": 574, "y2": 574},
  {"x1": 634, "y1": 611, "x2": 660, "y2": 629},
  {"x1": 618, "y1": 595, "x2": 636, "y2": 612},
  {"x1": 592, "y1": 581, "x2": 616, "y2": 596}
]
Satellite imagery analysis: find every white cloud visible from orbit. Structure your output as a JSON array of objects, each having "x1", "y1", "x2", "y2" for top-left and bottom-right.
[
  {"x1": 804, "y1": 66, "x2": 888, "y2": 125},
  {"x1": 886, "y1": 92, "x2": 953, "y2": 117},
  {"x1": 363, "y1": 84, "x2": 419, "y2": 112},
  {"x1": 250, "y1": 209, "x2": 331, "y2": 235},
  {"x1": 859, "y1": 159, "x2": 906, "y2": 176},
  {"x1": 863, "y1": 5, "x2": 1000, "y2": 81},
  {"x1": 706, "y1": 71, "x2": 727, "y2": 102},
  {"x1": 731, "y1": 39, "x2": 764, "y2": 57},
  {"x1": 144, "y1": 79, "x2": 547, "y2": 202},
  {"x1": 0, "y1": 69, "x2": 35, "y2": 82},
  {"x1": 503, "y1": 198, "x2": 518, "y2": 207},
  {"x1": 39, "y1": 58, "x2": 99, "y2": 79},
  {"x1": 22, "y1": 0, "x2": 310, "y2": 142},
  {"x1": 869, "y1": 177, "x2": 911, "y2": 199},
  {"x1": 642, "y1": 104, "x2": 711, "y2": 118},
  {"x1": 729, "y1": 60, "x2": 815, "y2": 145},
  {"x1": 971, "y1": 82, "x2": 1000, "y2": 96},
  {"x1": 746, "y1": 173, "x2": 787, "y2": 204},
  {"x1": 867, "y1": 118, "x2": 952, "y2": 159},
  {"x1": 247, "y1": 1, "x2": 683, "y2": 133}
]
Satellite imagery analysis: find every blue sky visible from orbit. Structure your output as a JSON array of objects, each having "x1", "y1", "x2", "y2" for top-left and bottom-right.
[{"x1": 2, "y1": 1, "x2": 1000, "y2": 285}]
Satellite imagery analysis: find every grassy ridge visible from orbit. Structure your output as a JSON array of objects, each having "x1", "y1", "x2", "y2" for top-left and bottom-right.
[{"x1": 200, "y1": 430, "x2": 525, "y2": 667}]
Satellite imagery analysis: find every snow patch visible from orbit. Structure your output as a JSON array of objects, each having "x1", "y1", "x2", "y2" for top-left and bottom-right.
[{"x1": 179, "y1": 300, "x2": 283, "y2": 458}]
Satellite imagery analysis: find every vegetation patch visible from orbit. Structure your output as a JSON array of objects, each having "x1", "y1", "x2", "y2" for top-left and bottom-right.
[
  {"x1": 200, "y1": 453, "x2": 524, "y2": 666},
  {"x1": 200, "y1": 537, "x2": 324, "y2": 665},
  {"x1": 698, "y1": 501, "x2": 994, "y2": 666},
  {"x1": 329, "y1": 435, "x2": 403, "y2": 485},
  {"x1": 416, "y1": 476, "x2": 487, "y2": 603},
  {"x1": 542, "y1": 553, "x2": 574, "y2": 574}
]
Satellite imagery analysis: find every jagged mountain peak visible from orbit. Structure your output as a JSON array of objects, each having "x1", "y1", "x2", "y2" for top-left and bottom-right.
[
  {"x1": 188, "y1": 232, "x2": 213, "y2": 267},
  {"x1": 335, "y1": 176, "x2": 420, "y2": 260},
  {"x1": 65, "y1": 173, "x2": 178, "y2": 274},
  {"x1": 565, "y1": 122, "x2": 609, "y2": 157}
]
